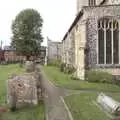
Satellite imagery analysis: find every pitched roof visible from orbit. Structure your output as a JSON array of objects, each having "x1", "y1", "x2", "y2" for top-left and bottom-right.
[
  {"x1": 100, "y1": 0, "x2": 106, "y2": 5},
  {"x1": 4, "y1": 46, "x2": 15, "y2": 51},
  {"x1": 62, "y1": 0, "x2": 108, "y2": 42},
  {"x1": 62, "y1": 10, "x2": 83, "y2": 41}
]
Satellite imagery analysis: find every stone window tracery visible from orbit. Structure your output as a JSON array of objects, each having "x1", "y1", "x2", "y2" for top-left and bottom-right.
[
  {"x1": 98, "y1": 18, "x2": 119, "y2": 64},
  {"x1": 89, "y1": 0, "x2": 96, "y2": 6}
]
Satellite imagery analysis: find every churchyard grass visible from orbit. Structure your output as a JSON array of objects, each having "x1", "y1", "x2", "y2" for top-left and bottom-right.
[
  {"x1": 0, "y1": 64, "x2": 44, "y2": 120},
  {"x1": 43, "y1": 66, "x2": 120, "y2": 92},
  {"x1": 2, "y1": 105, "x2": 44, "y2": 120},
  {"x1": 64, "y1": 92, "x2": 120, "y2": 120},
  {"x1": 0, "y1": 64, "x2": 24, "y2": 104}
]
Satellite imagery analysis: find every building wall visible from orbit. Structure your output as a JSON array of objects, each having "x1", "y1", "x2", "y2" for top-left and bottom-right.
[
  {"x1": 84, "y1": 5, "x2": 120, "y2": 67},
  {"x1": 75, "y1": 5, "x2": 120, "y2": 79},
  {"x1": 62, "y1": 28, "x2": 75, "y2": 66},
  {"x1": 84, "y1": 5, "x2": 120, "y2": 76},
  {"x1": 76, "y1": 0, "x2": 106, "y2": 13},
  {"x1": 4, "y1": 51, "x2": 25, "y2": 62},
  {"x1": 103, "y1": 0, "x2": 120, "y2": 5},
  {"x1": 76, "y1": 0, "x2": 120, "y2": 14},
  {"x1": 62, "y1": 0, "x2": 120, "y2": 80},
  {"x1": 47, "y1": 40, "x2": 62, "y2": 62},
  {"x1": 77, "y1": 0, "x2": 88, "y2": 13},
  {"x1": 74, "y1": 21, "x2": 86, "y2": 80}
]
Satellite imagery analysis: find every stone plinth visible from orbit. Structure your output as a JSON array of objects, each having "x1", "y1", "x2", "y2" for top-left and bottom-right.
[
  {"x1": 25, "y1": 61, "x2": 35, "y2": 73},
  {"x1": 7, "y1": 73, "x2": 38, "y2": 109}
]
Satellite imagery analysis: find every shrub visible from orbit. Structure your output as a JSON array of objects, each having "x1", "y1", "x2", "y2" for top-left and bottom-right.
[
  {"x1": 66, "y1": 64, "x2": 76, "y2": 74},
  {"x1": 60, "y1": 63, "x2": 66, "y2": 72},
  {"x1": 71, "y1": 73, "x2": 80, "y2": 80},
  {"x1": 48, "y1": 60, "x2": 61, "y2": 67},
  {"x1": 19, "y1": 61, "x2": 24, "y2": 68},
  {"x1": 86, "y1": 70, "x2": 113, "y2": 83},
  {"x1": 60, "y1": 63, "x2": 76, "y2": 74}
]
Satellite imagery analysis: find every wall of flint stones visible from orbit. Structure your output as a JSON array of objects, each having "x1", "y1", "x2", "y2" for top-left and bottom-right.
[{"x1": 84, "y1": 5, "x2": 120, "y2": 69}]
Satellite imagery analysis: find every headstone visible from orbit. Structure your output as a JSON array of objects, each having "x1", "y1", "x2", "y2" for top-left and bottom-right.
[
  {"x1": 25, "y1": 61, "x2": 35, "y2": 73},
  {"x1": 34, "y1": 66, "x2": 44, "y2": 103},
  {"x1": 7, "y1": 73, "x2": 38, "y2": 109},
  {"x1": 97, "y1": 93, "x2": 120, "y2": 115}
]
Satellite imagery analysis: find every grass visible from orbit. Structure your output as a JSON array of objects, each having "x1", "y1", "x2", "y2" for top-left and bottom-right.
[
  {"x1": 43, "y1": 66, "x2": 120, "y2": 92},
  {"x1": 0, "y1": 64, "x2": 24, "y2": 104},
  {"x1": 107, "y1": 92, "x2": 120, "y2": 102},
  {"x1": 65, "y1": 92, "x2": 120, "y2": 120},
  {"x1": 2, "y1": 105, "x2": 44, "y2": 120},
  {"x1": 0, "y1": 64, "x2": 44, "y2": 120}
]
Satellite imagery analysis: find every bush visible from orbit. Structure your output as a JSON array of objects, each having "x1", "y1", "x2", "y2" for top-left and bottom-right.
[
  {"x1": 71, "y1": 73, "x2": 80, "y2": 80},
  {"x1": 60, "y1": 63, "x2": 76, "y2": 74},
  {"x1": 86, "y1": 70, "x2": 113, "y2": 83},
  {"x1": 48, "y1": 60, "x2": 62, "y2": 67},
  {"x1": 60, "y1": 63, "x2": 66, "y2": 72},
  {"x1": 66, "y1": 64, "x2": 76, "y2": 74}
]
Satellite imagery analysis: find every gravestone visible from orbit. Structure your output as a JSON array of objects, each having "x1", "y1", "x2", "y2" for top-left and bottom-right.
[
  {"x1": 7, "y1": 61, "x2": 39, "y2": 110},
  {"x1": 97, "y1": 93, "x2": 120, "y2": 115},
  {"x1": 25, "y1": 61, "x2": 35, "y2": 73},
  {"x1": 7, "y1": 74, "x2": 38, "y2": 108}
]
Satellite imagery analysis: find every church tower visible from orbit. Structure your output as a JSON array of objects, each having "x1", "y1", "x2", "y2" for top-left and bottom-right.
[
  {"x1": 77, "y1": 0, "x2": 89, "y2": 13},
  {"x1": 77, "y1": 0, "x2": 98, "y2": 13},
  {"x1": 77, "y1": 0, "x2": 120, "y2": 13}
]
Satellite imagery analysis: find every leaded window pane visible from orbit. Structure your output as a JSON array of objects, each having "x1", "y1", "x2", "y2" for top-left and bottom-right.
[
  {"x1": 98, "y1": 18, "x2": 119, "y2": 65},
  {"x1": 98, "y1": 29, "x2": 104, "y2": 64},
  {"x1": 106, "y1": 29, "x2": 112, "y2": 64},
  {"x1": 113, "y1": 29, "x2": 119, "y2": 64},
  {"x1": 89, "y1": 0, "x2": 96, "y2": 6}
]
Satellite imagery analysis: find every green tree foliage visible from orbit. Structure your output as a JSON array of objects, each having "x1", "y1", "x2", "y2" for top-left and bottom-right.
[{"x1": 11, "y1": 9, "x2": 43, "y2": 60}]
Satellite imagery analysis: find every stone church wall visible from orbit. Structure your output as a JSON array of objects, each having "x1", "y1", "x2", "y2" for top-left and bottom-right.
[
  {"x1": 103, "y1": 0, "x2": 120, "y2": 5},
  {"x1": 62, "y1": 4, "x2": 120, "y2": 80},
  {"x1": 84, "y1": 5, "x2": 120, "y2": 73},
  {"x1": 86, "y1": 17, "x2": 97, "y2": 68}
]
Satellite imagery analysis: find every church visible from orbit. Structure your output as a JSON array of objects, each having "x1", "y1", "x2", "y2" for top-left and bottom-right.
[{"x1": 61, "y1": 0, "x2": 120, "y2": 80}]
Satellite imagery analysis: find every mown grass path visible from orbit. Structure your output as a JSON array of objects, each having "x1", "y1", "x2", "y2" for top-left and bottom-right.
[
  {"x1": 43, "y1": 66, "x2": 120, "y2": 120},
  {"x1": 40, "y1": 65, "x2": 72, "y2": 120}
]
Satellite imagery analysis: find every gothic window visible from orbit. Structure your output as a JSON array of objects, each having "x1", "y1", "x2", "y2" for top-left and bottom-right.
[
  {"x1": 98, "y1": 18, "x2": 119, "y2": 64},
  {"x1": 89, "y1": 0, "x2": 96, "y2": 6}
]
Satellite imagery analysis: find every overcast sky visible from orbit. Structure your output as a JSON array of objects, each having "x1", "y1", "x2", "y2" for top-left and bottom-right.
[{"x1": 1, "y1": 0, "x2": 76, "y2": 47}]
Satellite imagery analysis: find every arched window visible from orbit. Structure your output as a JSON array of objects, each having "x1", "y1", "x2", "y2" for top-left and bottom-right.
[
  {"x1": 89, "y1": 0, "x2": 96, "y2": 6},
  {"x1": 98, "y1": 18, "x2": 119, "y2": 64}
]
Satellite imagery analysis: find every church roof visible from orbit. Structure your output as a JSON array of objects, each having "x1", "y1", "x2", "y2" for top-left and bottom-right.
[
  {"x1": 100, "y1": 0, "x2": 106, "y2": 5},
  {"x1": 62, "y1": 10, "x2": 83, "y2": 41},
  {"x1": 62, "y1": 0, "x2": 120, "y2": 42}
]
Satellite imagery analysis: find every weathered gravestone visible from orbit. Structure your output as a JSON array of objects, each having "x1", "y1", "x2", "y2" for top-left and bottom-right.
[
  {"x1": 7, "y1": 61, "x2": 39, "y2": 111},
  {"x1": 25, "y1": 61, "x2": 35, "y2": 73},
  {"x1": 7, "y1": 74, "x2": 38, "y2": 109},
  {"x1": 97, "y1": 93, "x2": 120, "y2": 116}
]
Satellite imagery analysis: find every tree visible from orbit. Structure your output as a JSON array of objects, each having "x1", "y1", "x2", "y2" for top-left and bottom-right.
[{"x1": 11, "y1": 9, "x2": 43, "y2": 60}]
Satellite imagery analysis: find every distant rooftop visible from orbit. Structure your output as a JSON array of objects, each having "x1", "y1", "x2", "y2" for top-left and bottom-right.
[{"x1": 4, "y1": 46, "x2": 15, "y2": 51}]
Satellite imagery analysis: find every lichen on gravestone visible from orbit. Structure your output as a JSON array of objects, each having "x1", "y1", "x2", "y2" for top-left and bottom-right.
[
  {"x1": 7, "y1": 71, "x2": 38, "y2": 110},
  {"x1": 25, "y1": 61, "x2": 36, "y2": 73}
]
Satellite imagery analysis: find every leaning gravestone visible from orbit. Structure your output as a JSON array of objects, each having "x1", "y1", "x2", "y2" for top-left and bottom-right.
[
  {"x1": 97, "y1": 93, "x2": 120, "y2": 116},
  {"x1": 7, "y1": 61, "x2": 38, "y2": 110}
]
